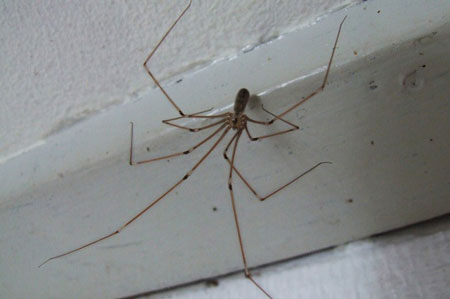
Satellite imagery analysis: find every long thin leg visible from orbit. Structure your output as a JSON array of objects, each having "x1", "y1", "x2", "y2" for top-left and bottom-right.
[
  {"x1": 246, "y1": 104, "x2": 297, "y2": 126},
  {"x1": 223, "y1": 121, "x2": 330, "y2": 202},
  {"x1": 143, "y1": 0, "x2": 192, "y2": 116},
  {"x1": 226, "y1": 160, "x2": 332, "y2": 201},
  {"x1": 245, "y1": 106, "x2": 299, "y2": 141},
  {"x1": 162, "y1": 107, "x2": 214, "y2": 123},
  {"x1": 252, "y1": 16, "x2": 346, "y2": 126},
  {"x1": 39, "y1": 126, "x2": 230, "y2": 268},
  {"x1": 273, "y1": 16, "x2": 347, "y2": 121},
  {"x1": 160, "y1": 109, "x2": 230, "y2": 132},
  {"x1": 226, "y1": 130, "x2": 273, "y2": 299},
  {"x1": 163, "y1": 110, "x2": 230, "y2": 122},
  {"x1": 245, "y1": 123, "x2": 297, "y2": 141},
  {"x1": 130, "y1": 122, "x2": 227, "y2": 165},
  {"x1": 238, "y1": 108, "x2": 332, "y2": 201},
  {"x1": 163, "y1": 118, "x2": 227, "y2": 132}
]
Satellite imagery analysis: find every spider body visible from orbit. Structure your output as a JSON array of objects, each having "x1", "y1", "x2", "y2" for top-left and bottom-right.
[{"x1": 228, "y1": 88, "x2": 250, "y2": 130}]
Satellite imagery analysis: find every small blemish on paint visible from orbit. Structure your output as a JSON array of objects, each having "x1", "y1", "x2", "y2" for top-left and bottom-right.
[
  {"x1": 205, "y1": 279, "x2": 219, "y2": 287},
  {"x1": 369, "y1": 80, "x2": 378, "y2": 90}
]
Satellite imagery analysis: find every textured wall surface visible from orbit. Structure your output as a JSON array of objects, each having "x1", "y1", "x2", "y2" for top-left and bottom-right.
[
  {"x1": 1, "y1": 0, "x2": 449, "y2": 297},
  {"x1": 0, "y1": 0, "x2": 354, "y2": 162}
]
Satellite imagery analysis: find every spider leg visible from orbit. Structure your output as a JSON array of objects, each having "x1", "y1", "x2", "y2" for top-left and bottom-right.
[
  {"x1": 272, "y1": 16, "x2": 346, "y2": 121},
  {"x1": 224, "y1": 130, "x2": 273, "y2": 298},
  {"x1": 245, "y1": 120, "x2": 297, "y2": 142},
  {"x1": 40, "y1": 125, "x2": 230, "y2": 268},
  {"x1": 253, "y1": 16, "x2": 347, "y2": 125},
  {"x1": 143, "y1": 0, "x2": 192, "y2": 116},
  {"x1": 245, "y1": 105, "x2": 299, "y2": 140},
  {"x1": 224, "y1": 109, "x2": 331, "y2": 201},
  {"x1": 130, "y1": 122, "x2": 227, "y2": 165},
  {"x1": 225, "y1": 159, "x2": 332, "y2": 201},
  {"x1": 162, "y1": 118, "x2": 227, "y2": 132}
]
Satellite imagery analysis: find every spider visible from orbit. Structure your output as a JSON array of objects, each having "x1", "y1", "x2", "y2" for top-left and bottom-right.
[{"x1": 40, "y1": 1, "x2": 346, "y2": 298}]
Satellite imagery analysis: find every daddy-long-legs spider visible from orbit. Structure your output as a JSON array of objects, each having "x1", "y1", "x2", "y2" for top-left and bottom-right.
[{"x1": 40, "y1": 1, "x2": 346, "y2": 297}]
